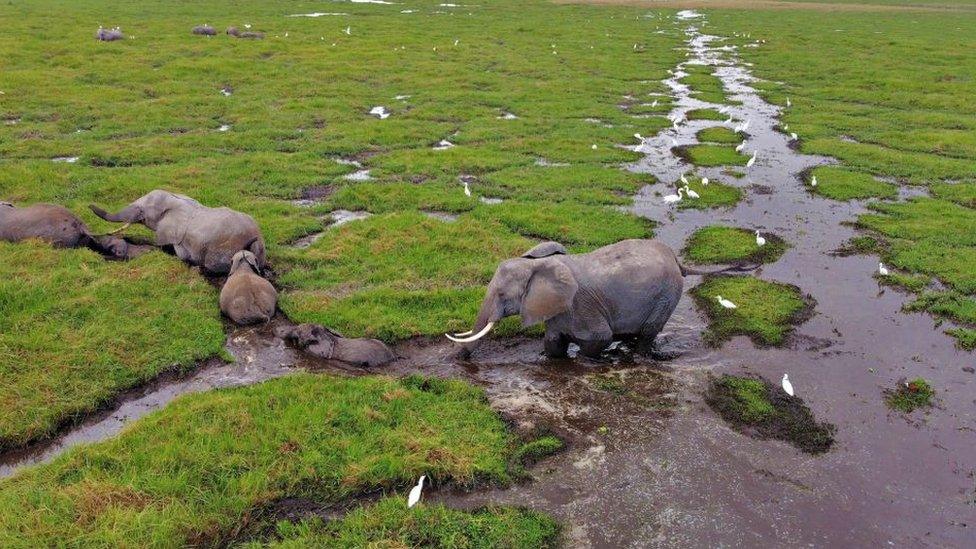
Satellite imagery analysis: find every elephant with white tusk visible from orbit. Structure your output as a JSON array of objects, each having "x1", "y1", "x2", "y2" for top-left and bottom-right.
[
  {"x1": 0, "y1": 201, "x2": 140, "y2": 259},
  {"x1": 219, "y1": 250, "x2": 277, "y2": 325},
  {"x1": 448, "y1": 239, "x2": 754, "y2": 359},
  {"x1": 89, "y1": 190, "x2": 266, "y2": 275}
]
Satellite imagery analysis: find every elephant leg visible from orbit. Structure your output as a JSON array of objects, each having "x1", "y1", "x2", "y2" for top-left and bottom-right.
[
  {"x1": 636, "y1": 295, "x2": 680, "y2": 356},
  {"x1": 573, "y1": 322, "x2": 614, "y2": 359},
  {"x1": 543, "y1": 330, "x2": 570, "y2": 358}
]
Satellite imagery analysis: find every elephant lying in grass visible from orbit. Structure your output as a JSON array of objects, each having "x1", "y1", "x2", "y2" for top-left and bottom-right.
[
  {"x1": 90, "y1": 190, "x2": 266, "y2": 275},
  {"x1": 220, "y1": 251, "x2": 277, "y2": 325},
  {"x1": 448, "y1": 239, "x2": 751, "y2": 359},
  {"x1": 276, "y1": 323, "x2": 396, "y2": 367},
  {"x1": 0, "y1": 201, "x2": 138, "y2": 258}
]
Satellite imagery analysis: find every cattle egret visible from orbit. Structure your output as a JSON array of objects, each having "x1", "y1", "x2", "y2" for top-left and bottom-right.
[
  {"x1": 634, "y1": 133, "x2": 644, "y2": 142},
  {"x1": 591, "y1": 144, "x2": 597, "y2": 150},
  {"x1": 786, "y1": 97, "x2": 792, "y2": 108},
  {"x1": 790, "y1": 132, "x2": 798, "y2": 140},
  {"x1": 878, "y1": 262, "x2": 889, "y2": 276},
  {"x1": 811, "y1": 175, "x2": 818, "y2": 187},
  {"x1": 407, "y1": 475, "x2": 426, "y2": 508},
  {"x1": 344, "y1": 26, "x2": 351, "y2": 35},
  {"x1": 783, "y1": 124, "x2": 789, "y2": 131},
  {"x1": 755, "y1": 230, "x2": 766, "y2": 246},
  {"x1": 735, "y1": 142, "x2": 746, "y2": 152},
  {"x1": 782, "y1": 374, "x2": 794, "y2": 396},
  {"x1": 463, "y1": 181, "x2": 472, "y2": 197},
  {"x1": 454, "y1": 39, "x2": 459, "y2": 46},
  {"x1": 651, "y1": 99, "x2": 659, "y2": 107},
  {"x1": 746, "y1": 151, "x2": 757, "y2": 167},
  {"x1": 680, "y1": 175, "x2": 689, "y2": 185},
  {"x1": 683, "y1": 185, "x2": 700, "y2": 199},
  {"x1": 663, "y1": 187, "x2": 685, "y2": 204},
  {"x1": 716, "y1": 295, "x2": 737, "y2": 309},
  {"x1": 701, "y1": 177, "x2": 709, "y2": 186}
]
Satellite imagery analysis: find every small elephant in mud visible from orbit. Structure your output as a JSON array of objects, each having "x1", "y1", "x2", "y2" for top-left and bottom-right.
[
  {"x1": 447, "y1": 239, "x2": 750, "y2": 359},
  {"x1": 276, "y1": 323, "x2": 396, "y2": 368},
  {"x1": 220, "y1": 250, "x2": 277, "y2": 325},
  {"x1": 90, "y1": 190, "x2": 266, "y2": 275},
  {"x1": 0, "y1": 201, "x2": 139, "y2": 259}
]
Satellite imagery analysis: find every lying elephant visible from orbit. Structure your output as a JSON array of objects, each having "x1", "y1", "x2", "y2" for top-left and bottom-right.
[
  {"x1": 220, "y1": 251, "x2": 277, "y2": 325},
  {"x1": 276, "y1": 323, "x2": 396, "y2": 367},
  {"x1": 90, "y1": 190, "x2": 266, "y2": 274},
  {"x1": 0, "y1": 201, "x2": 135, "y2": 258},
  {"x1": 447, "y1": 239, "x2": 749, "y2": 359}
]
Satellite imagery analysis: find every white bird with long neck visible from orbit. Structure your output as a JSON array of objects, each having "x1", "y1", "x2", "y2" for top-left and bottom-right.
[
  {"x1": 746, "y1": 151, "x2": 757, "y2": 168},
  {"x1": 701, "y1": 177, "x2": 709, "y2": 186},
  {"x1": 680, "y1": 174, "x2": 689, "y2": 185},
  {"x1": 463, "y1": 181, "x2": 472, "y2": 197},
  {"x1": 786, "y1": 97, "x2": 792, "y2": 108},
  {"x1": 683, "y1": 185, "x2": 700, "y2": 199},
  {"x1": 735, "y1": 142, "x2": 746, "y2": 152},
  {"x1": 811, "y1": 175, "x2": 818, "y2": 187},
  {"x1": 878, "y1": 262, "x2": 889, "y2": 276},
  {"x1": 663, "y1": 187, "x2": 685, "y2": 204},
  {"x1": 716, "y1": 295, "x2": 737, "y2": 309},
  {"x1": 407, "y1": 475, "x2": 425, "y2": 508},
  {"x1": 782, "y1": 374, "x2": 794, "y2": 396},
  {"x1": 755, "y1": 230, "x2": 766, "y2": 246}
]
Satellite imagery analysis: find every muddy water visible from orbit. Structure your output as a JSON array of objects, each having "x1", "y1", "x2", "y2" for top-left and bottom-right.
[{"x1": 430, "y1": 11, "x2": 976, "y2": 548}]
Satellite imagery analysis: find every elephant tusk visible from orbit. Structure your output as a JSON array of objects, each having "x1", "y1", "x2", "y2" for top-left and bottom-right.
[
  {"x1": 445, "y1": 322, "x2": 494, "y2": 343},
  {"x1": 105, "y1": 222, "x2": 131, "y2": 235},
  {"x1": 452, "y1": 329, "x2": 474, "y2": 337}
]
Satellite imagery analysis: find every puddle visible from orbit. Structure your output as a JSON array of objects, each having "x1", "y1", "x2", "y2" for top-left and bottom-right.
[
  {"x1": 328, "y1": 209, "x2": 371, "y2": 227},
  {"x1": 3, "y1": 118, "x2": 20, "y2": 125},
  {"x1": 479, "y1": 196, "x2": 503, "y2": 205},
  {"x1": 422, "y1": 210, "x2": 458, "y2": 222},
  {"x1": 432, "y1": 139, "x2": 455, "y2": 150},
  {"x1": 342, "y1": 168, "x2": 371, "y2": 181},
  {"x1": 368, "y1": 106, "x2": 390, "y2": 119},
  {"x1": 497, "y1": 111, "x2": 518, "y2": 120},
  {"x1": 218, "y1": 124, "x2": 231, "y2": 132},
  {"x1": 51, "y1": 156, "x2": 79, "y2": 163},
  {"x1": 286, "y1": 12, "x2": 348, "y2": 17}
]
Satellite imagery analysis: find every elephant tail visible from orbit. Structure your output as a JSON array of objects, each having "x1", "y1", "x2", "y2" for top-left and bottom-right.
[{"x1": 678, "y1": 261, "x2": 758, "y2": 277}]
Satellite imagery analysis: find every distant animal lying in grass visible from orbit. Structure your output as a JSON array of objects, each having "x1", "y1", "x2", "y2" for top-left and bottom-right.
[
  {"x1": 0, "y1": 201, "x2": 143, "y2": 259},
  {"x1": 95, "y1": 27, "x2": 123, "y2": 41},
  {"x1": 191, "y1": 25, "x2": 217, "y2": 36},
  {"x1": 220, "y1": 250, "x2": 277, "y2": 325},
  {"x1": 89, "y1": 189, "x2": 266, "y2": 275},
  {"x1": 276, "y1": 323, "x2": 396, "y2": 367},
  {"x1": 226, "y1": 26, "x2": 264, "y2": 39},
  {"x1": 447, "y1": 239, "x2": 753, "y2": 359}
]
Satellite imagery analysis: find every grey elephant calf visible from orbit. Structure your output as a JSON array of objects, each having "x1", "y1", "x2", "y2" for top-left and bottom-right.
[
  {"x1": 447, "y1": 239, "x2": 749, "y2": 359},
  {"x1": 90, "y1": 190, "x2": 266, "y2": 275},
  {"x1": 0, "y1": 201, "x2": 135, "y2": 258},
  {"x1": 276, "y1": 323, "x2": 396, "y2": 367},
  {"x1": 219, "y1": 251, "x2": 277, "y2": 325}
]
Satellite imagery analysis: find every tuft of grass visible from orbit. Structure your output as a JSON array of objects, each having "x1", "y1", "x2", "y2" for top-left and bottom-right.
[
  {"x1": 706, "y1": 374, "x2": 835, "y2": 454},
  {"x1": 511, "y1": 436, "x2": 564, "y2": 470},
  {"x1": 0, "y1": 374, "x2": 538, "y2": 546},
  {"x1": 676, "y1": 177, "x2": 743, "y2": 210},
  {"x1": 946, "y1": 328, "x2": 976, "y2": 350},
  {"x1": 880, "y1": 271, "x2": 931, "y2": 293},
  {"x1": 884, "y1": 378, "x2": 935, "y2": 413},
  {"x1": 253, "y1": 498, "x2": 560, "y2": 549},
  {"x1": 676, "y1": 144, "x2": 750, "y2": 167},
  {"x1": 683, "y1": 226, "x2": 788, "y2": 265},
  {"x1": 808, "y1": 166, "x2": 897, "y2": 201},
  {"x1": 692, "y1": 276, "x2": 812, "y2": 347},
  {"x1": 686, "y1": 109, "x2": 726, "y2": 121},
  {"x1": 696, "y1": 126, "x2": 743, "y2": 145},
  {"x1": 902, "y1": 291, "x2": 976, "y2": 348},
  {"x1": 0, "y1": 242, "x2": 224, "y2": 450}
]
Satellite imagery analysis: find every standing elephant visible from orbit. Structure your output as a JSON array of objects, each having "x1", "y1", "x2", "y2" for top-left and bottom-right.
[
  {"x1": 447, "y1": 239, "x2": 748, "y2": 359},
  {"x1": 0, "y1": 201, "x2": 133, "y2": 258},
  {"x1": 89, "y1": 190, "x2": 265, "y2": 274},
  {"x1": 220, "y1": 250, "x2": 277, "y2": 325}
]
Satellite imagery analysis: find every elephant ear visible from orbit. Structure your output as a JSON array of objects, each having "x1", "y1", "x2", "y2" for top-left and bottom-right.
[
  {"x1": 522, "y1": 241, "x2": 567, "y2": 259},
  {"x1": 243, "y1": 251, "x2": 262, "y2": 275},
  {"x1": 520, "y1": 258, "x2": 578, "y2": 327}
]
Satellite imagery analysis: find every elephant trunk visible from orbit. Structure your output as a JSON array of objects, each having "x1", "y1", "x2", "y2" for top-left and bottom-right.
[{"x1": 447, "y1": 293, "x2": 501, "y2": 352}]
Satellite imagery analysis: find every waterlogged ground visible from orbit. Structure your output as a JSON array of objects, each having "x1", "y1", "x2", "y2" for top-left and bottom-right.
[{"x1": 1, "y1": 0, "x2": 976, "y2": 546}]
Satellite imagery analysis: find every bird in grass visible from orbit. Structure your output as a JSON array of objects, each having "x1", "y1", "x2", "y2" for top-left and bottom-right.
[
  {"x1": 878, "y1": 262, "x2": 889, "y2": 276},
  {"x1": 407, "y1": 475, "x2": 426, "y2": 508},
  {"x1": 715, "y1": 295, "x2": 737, "y2": 309},
  {"x1": 790, "y1": 132, "x2": 798, "y2": 141},
  {"x1": 735, "y1": 142, "x2": 746, "y2": 153},
  {"x1": 591, "y1": 144, "x2": 598, "y2": 150},
  {"x1": 701, "y1": 177, "x2": 709, "y2": 186},
  {"x1": 786, "y1": 97, "x2": 792, "y2": 108},
  {"x1": 683, "y1": 185, "x2": 700, "y2": 199},
  {"x1": 463, "y1": 180, "x2": 472, "y2": 197},
  {"x1": 634, "y1": 133, "x2": 644, "y2": 143},
  {"x1": 746, "y1": 151, "x2": 757, "y2": 167},
  {"x1": 755, "y1": 230, "x2": 766, "y2": 246},
  {"x1": 680, "y1": 174, "x2": 689, "y2": 185},
  {"x1": 782, "y1": 374, "x2": 794, "y2": 396},
  {"x1": 454, "y1": 39, "x2": 459, "y2": 46},
  {"x1": 651, "y1": 99, "x2": 659, "y2": 107},
  {"x1": 344, "y1": 26, "x2": 351, "y2": 35},
  {"x1": 811, "y1": 175, "x2": 818, "y2": 187},
  {"x1": 663, "y1": 187, "x2": 685, "y2": 204}
]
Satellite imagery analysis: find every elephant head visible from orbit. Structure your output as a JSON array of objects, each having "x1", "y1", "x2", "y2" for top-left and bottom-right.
[
  {"x1": 89, "y1": 190, "x2": 194, "y2": 231},
  {"x1": 447, "y1": 242, "x2": 577, "y2": 352},
  {"x1": 230, "y1": 250, "x2": 262, "y2": 276}
]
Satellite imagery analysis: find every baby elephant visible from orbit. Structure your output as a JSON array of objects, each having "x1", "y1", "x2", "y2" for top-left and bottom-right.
[
  {"x1": 276, "y1": 323, "x2": 396, "y2": 367},
  {"x1": 90, "y1": 189, "x2": 266, "y2": 274},
  {"x1": 0, "y1": 201, "x2": 133, "y2": 258},
  {"x1": 220, "y1": 251, "x2": 277, "y2": 325}
]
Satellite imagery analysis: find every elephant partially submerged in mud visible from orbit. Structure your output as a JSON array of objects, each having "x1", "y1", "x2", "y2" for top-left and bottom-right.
[
  {"x1": 447, "y1": 239, "x2": 751, "y2": 359},
  {"x1": 220, "y1": 250, "x2": 277, "y2": 325},
  {"x1": 90, "y1": 190, "x2": 266, "y2": 274},
  {"x1": 0, "y1": 201, "x2": 138, "y2": 258},
  {"x1": 276, "y1": 323, "x2": 396, "y2": 367}
]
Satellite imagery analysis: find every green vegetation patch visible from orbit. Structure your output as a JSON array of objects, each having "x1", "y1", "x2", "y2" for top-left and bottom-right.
[
  {"x1": 884, "y1": 378, "x2": 935, "y2": 413},
  {"x1": 676, "y1": 177, "x2": 743, "y2": 210},
  {"x1": 0, "y1": 242, "x2": 224, "y2": 451},
  {"x1": 683, "y1": 226, "x2": 788, "y2": 265},
  {"x1": 903, "y1": 291, "x2": 976, "y2": 348},
  {"x1": 686, "y1": 109, "x2": 727, "y2": 121},
  {"x1": 676, "y1": 144, "x2": 750, "y2": 167},
  {"x1": 706, "y1": 374, "x2": 835, "y2": 454},
  {"x1": 0, "y1": 374, "x2": 548, "y2": 546},
  {"x1": 808, "y1": 166, "x2": 897, "y2": 201},
  {"x1": 253, "y1": 498, "x2": 559, "y2": 549},
  {"x1": 696, "y1": 126, "x2": 743, "y2": 145},
  {"x1": 692, "y1": 276, "x2": 812, "y2": 346}
]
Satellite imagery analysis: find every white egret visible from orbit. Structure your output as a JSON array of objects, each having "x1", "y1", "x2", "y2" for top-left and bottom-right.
[
  {"x1": 407, "y1": 475, "x2": 426, "y2": 508},
  {"x1": 701, "y1": 177, "x2": 709, "y2": 186},
  {"x1": 735, "y1": 142, "x2": 746, "y2": 152},
  {"x1": 878, "y1": 262, "x2": 889, "y2": 276},
  {"x1": 811, "y1": 175, "x2": 818, "y2": 187},
  {"x1": 651, "y1": 99, "x2": 659, "y2": 107},
  {"x1": 746, "y1": 151, "x2": 757, "y2": 167},
  {"x1": 755, "y1": 230, "x2": 766, "y2": 246},
  {"x1": 683, "y1": 185, "x2": 700, "y2": 199},
  {"x1": 344, "y1": 26, "x2": 351, "y2": 35},
  {"x1": 716, "y1": 295, "x2": 737, "y2": 309},
  {"x1": 663, "y1": 187, "x2": 685, "y2": 204},
  {"x1": 634, "y1": 133, "x2": 644, "y2": 142},
  {"x1": 454, "y1": 39, "x2": 459, "y2": 46},
  {"x1": 463, "y1": 181, "x2": 472, "y2": 197},
  {"x1": 680, "y1": 174, "x2": 689, "y2": 185},
  {"x1": 782, "y1": 374, "x2": 794, "y2": 396},
  {"x1": 591, "y1": 144, "x2": 598, "y2": 150},
  {"x1": 790, "y1": 132, "x2": 798, "y2": 141},
  {"x1": 786, "y1": 97, "x2": 792, "y2": 108}
]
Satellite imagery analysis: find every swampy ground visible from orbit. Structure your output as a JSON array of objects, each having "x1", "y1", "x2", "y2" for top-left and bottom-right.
[{"x1": 1, "y1": 0, "x2": 975, "y2": 546}]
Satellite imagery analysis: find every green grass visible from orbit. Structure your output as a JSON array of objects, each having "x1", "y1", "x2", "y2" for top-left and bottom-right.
[
  {"x1": 0, "y1": 374, "x2": 558, "y2": 546},
  {"x1": 692, "y1": 276, "x2": 811, "y2": 346},
  {"x1": 676, "y1": 177, "x2": 743, "y2": 210},
  {"x1": 711, "y1": 376, "x2": 774, "y2": 423},
  {"x1": 686, "y1": 109, "x2": 727, "y2": 121},
  {"x1": 696, "y1": 126, "x2": 743, "y2": 145},
  {"x1": 0, "y1": 242, "x2": 224, "y2": 450},
  {"x1": 253, "y1": 498, "x2": 559, "y2": 548},
  {"x1": 680, "y1": 65, "x2": 732, "y2": 105},
  {"x1": 884, "y1": 378, "x2": 935, "y2": 413},
  {"x1": 807, "y1": 166, "x2": 897, "y2": 201},
  {"x1": 677, "y1": 144, "x2": 750, "y2": 167},
  {"x1": 683, "y1": 226, "x2": 788, "y2": 265}
]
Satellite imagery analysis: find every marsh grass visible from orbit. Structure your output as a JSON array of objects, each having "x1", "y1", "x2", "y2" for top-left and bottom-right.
[
  {"x1": 676, "y1": 144, "x2": 750, "y2": 167},
  {"x1": 807, "y1": 166, "x2": 897, "y2": 201},
  {"x1": 696, "y1": 126, "x2": 743, "y2": 145},
  {"x1": 683, "y1": 226, "x2": 787, "y2": 265},
  {"x1": 884, "y1": 377, "x2": 935, "y2": 413},
  {"x1": 692, "y1": 276, "x2": 811, "y2": 346},
  {"x1": 676, "y1": 177, "x2": 743, "y2": 210}
]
